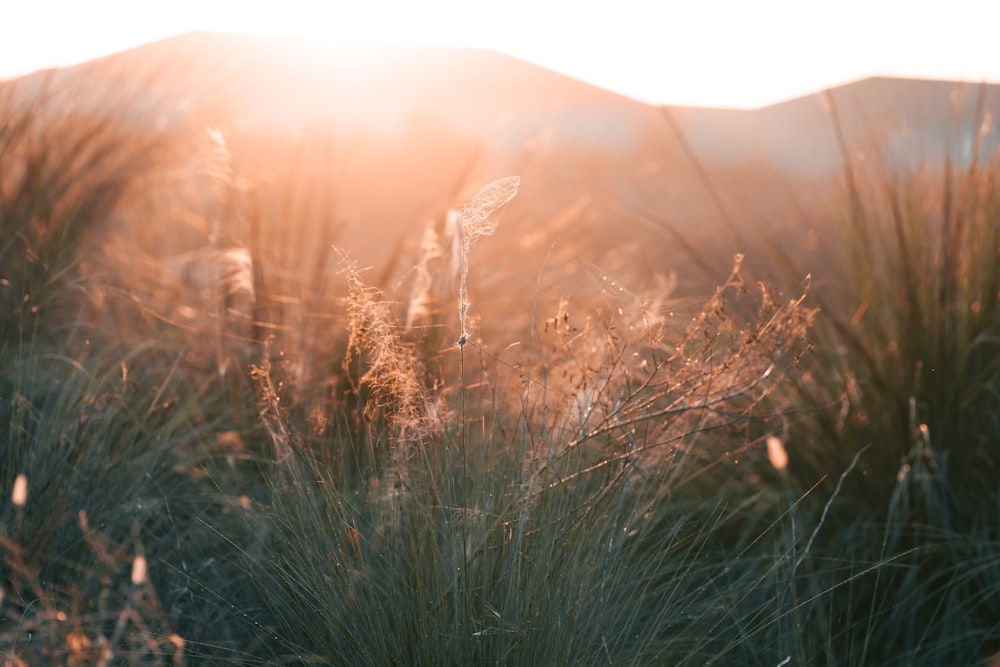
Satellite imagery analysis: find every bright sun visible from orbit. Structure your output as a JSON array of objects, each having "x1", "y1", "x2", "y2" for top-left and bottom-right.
[{"x1": 3, "y1": 0, "x2": 1000, "y2": 107}]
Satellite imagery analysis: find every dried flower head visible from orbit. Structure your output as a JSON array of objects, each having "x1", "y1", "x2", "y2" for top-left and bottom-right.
[
  {"x1": 766, "y1": 435, "x2": 789, "y2": 471},
  {"x1": 12, "y1": 473, "x2": 28, "y2": 507},
  {"x1": 457, "y1": 176, "x2": 519, "y2": 342},
  {"x1": 131, "y1": 555, "x2": 148, "y2": 586}
]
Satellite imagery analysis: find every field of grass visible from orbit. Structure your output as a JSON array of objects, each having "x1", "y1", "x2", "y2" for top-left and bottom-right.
[{"x1": 2, "y1": 71, "x2": 999, "y2": 666}]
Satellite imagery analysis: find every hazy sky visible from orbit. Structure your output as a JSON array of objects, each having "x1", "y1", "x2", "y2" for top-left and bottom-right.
[{"x1": 3, "y1": 0, "x2": 998, "y2": 108}]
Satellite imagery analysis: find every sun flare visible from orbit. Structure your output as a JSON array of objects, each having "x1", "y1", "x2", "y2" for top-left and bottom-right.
[{"x1": 4, "y1": 0, "x2": 1000, "y2": 107}]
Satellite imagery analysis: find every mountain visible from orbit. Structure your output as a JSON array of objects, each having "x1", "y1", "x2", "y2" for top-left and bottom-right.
[{"x1": 670, "y1": 76, "x2": 1000, "y2": 175}]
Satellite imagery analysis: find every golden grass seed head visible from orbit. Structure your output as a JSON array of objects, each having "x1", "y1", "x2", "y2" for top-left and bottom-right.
[
  {"x1": 766, "y1": 435, "x2": 789, "y2": 472},
  {"x1": 11, "y1": 473, "x2": 28, "y2": 507},
  {"x1": 131, "y1": 555, "x2": 148, "y2": 586}
]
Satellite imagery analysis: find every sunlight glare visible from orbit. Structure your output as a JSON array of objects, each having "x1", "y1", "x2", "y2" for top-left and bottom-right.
[{"x1": 2, "y1": 0, "x2": 1000, "y2": 107}]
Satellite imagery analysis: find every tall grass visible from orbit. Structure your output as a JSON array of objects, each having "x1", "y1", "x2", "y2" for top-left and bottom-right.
[
  {"x1": 760, "y1": 90, "x2": 1000, "y2": 664},
  {"x1": 783, "y1": 91, "x2": 1000, "y2": 509},
  {"x1": 3, "y1": 62, "x2": 1000, "y2": 666},
  {"x1": 242, "y1": 171, "x2": 821, "y2": 664},
  {"x1": 0, "y1": 71, "x2": 273, "y2": 664}
]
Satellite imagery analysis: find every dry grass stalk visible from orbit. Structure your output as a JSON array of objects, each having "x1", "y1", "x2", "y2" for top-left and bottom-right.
[
  {"x1": 341, "y1": 253, "x2": 442, "y2": 445},
  {"x1": 456, "y1": 176, "x2": 519, "y2": 343},
  {"x1": 519, "y1": 255, "x2": 814, "y2": 486}
]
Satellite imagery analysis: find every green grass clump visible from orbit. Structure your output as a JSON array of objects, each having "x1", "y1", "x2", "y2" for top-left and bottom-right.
[
  {"x1": 238, "y1": 176, "x2": 823, "y2": 664},
  {"x1": 0, "y1": 72, "x2": 272, "y2": 665},
  {"x1": 778, "y1": 99, "x2": 1000, "y2": 515},
  {"x1": 762, "y1": 96, "x2": 1000, "y2": 664}
]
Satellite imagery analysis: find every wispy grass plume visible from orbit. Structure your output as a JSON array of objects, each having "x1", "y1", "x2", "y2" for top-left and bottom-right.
[{"x1": 456, "y1": 176, "x2": 519, "y2": 345}]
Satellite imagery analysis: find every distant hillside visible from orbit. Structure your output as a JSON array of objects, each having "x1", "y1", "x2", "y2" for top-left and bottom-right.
[{"x1": 669, "y1": 76, "x2": 1000, "y2": 174}]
